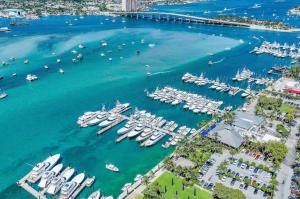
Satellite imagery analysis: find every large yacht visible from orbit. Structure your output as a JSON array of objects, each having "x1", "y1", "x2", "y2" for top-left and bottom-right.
[
  {"x1": 117, "y1": 120, "x2": 135, "y2": 135},
  {"x1": 38, "y1": 163, "x2": 63, "y2": 188},
  {"x1": 60, "y1": 173, "x2": 85, "y2": 199},
  {"x1": 0, "y1": 91, "x2": 8, "y2": 100},
  {"x1": 136, "y1": 128, "x2": 153, "y2": 142},
  {"x1": 88, "y1": 190, "x2": 101, "y2": 199},
  {"x1": 143, "y1": 132, "x2": 166, "y2": 147},
  {"x1": 47, "y1": 167, "x2": 75, "y2": 195},
  {"x1": 127, "y1": 123, "x2": 144, "y2": 138},
  {"x1": 27, "y1": 154, "x2": 61, "y2": 183},
  {"x1": 88, "y1": 112, "x2": 107, "y2": 126},
  {"x1": 99, "y1": 114, "x2": 118, "y2": 127}
]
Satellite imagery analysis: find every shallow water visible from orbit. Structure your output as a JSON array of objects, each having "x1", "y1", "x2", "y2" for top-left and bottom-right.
[{"x1": 0, "y1": 0, "x2": 299, "y2": 198}]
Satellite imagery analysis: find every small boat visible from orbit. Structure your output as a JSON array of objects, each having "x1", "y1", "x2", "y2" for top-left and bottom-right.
[
  {"x1": 0, "y1": 92, "x2": 8, "y2": 100},
  {"x1": 57, "y1": 59, "x2": 61, "y2": 63},
  {"x1": 0, "y1": 27, "x2": 10, "y2": 32},
  {"x1": 44, "y1": 65, "x2": 49, "y2": 70},
  {"x1": 26, "y1": 74, "x2": 38, "y2": 81},
  {"x1": 78, "y1": 44, "x2": 85, "y2": 49},
  {"x1": 108, "y1": 58, "x2": 112, "y2": 61},
  {"x1": 24, "y1": 60, "x2": 29, "y2": 64},
  {"x1": 105, "y1": 164, "x2": 119, "y2": 172},
  {"x1": 59, "y1": 68, "x2": 64, "y2": 74},
  {"x1": 12, "y1": 73, "x2": 17, "y2": 77},
  {"x1": 147, "y1": 72, "x2": 151, "y2": 76},
  {"x1": 88, "y1": 190, "x2": 101, "y2": 199},
  {"x1": 100, "y1": 53, "x2": 105, "y2": 57},
  {"x1": 148, "y1": 43, "x2": 155, "y2": 48}
]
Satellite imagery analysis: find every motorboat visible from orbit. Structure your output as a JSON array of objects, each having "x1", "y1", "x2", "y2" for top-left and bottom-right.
[
  {"x1": 117, "y1": 120, "x2": 134, "y2": 135},
  {"x1": 99, "y1": 114, "x2": 117, "y2": 127},
  {"x1": 136, "y1": 128, "x2": 153, "y2": 142},
  {"x1": 0, "y1": 27, "x2": 10, "y2": 32},
  {"x1": 127, "y1": 123, "x2": 144, "y2": 138},
  {"x1": 24, "y1": 60, "x2": 29, "y2": 64},
  {"x1": 44, "y1": 65, "x2": 49, "y2": 70},
  {"x1": 26, "y1": 74, "x2": 38, "y2": 81},
  {"x1": 27, "y1": 154, "x2": 61, "y2": 183},
  {"x1": 106, "y1": 164, "x2": 119, "y2": 172},
  {"x1": 88, "y1": 190, "x2": 101, "y2": 199},
  {"x1": 143, "y1": 132, "x2": 165, "y2": 147},
  {"x1": 0, "y1": 92, "x2": 8, "y2": 100},
  {"x1": 38, "y1": 163, "x2": 63, "y2": 188},
  {"x1": 57, "y1": 59, "x2": 61, "y2": 63},
  {"x1": 47, "y1": 167, "x2": 75, "y2": 195},
  {"x1": 60, "y1": 173, "x2": 85, "y2": 198},
  {"x1": 78, "y1": 44, "x2": 85, "y2": 49},
  {"x1": 59, "y1": 68, "x2": 64, "y2": 74}
]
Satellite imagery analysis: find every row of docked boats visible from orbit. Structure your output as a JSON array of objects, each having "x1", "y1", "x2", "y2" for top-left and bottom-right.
[
  {"x1": 119, "y1": 109, "x2": 169, "y2": 147},
  {"x1": 252, "y1": 41, "x2": 300, "y2": 59},
  {"x1": 147, "y1": 86, "x2": 223, "y2": 115},
  {"x1": 77, "y1": 101, "x2": 130, "y2": 128},
  {"x1": 20, "y1": 154, "x2": 96, "y2": 199},
  {"x1": 162, "y1": 126, "x2": 196, "y2": 148}
]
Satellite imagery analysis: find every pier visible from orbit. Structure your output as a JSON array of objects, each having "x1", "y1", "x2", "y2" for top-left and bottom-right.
[
  {"x1": 97, "y1": 117, "x2": 126, "y2": 135},
  {"x1": 68, "y1": 177, "x2": 95, "y2": 199},
  {"x1": 116, "y1": 132, "x2": 130, "y2": 143},
  {"x1": 18, "y1": 173, "x2": 47, "y2": 199}
]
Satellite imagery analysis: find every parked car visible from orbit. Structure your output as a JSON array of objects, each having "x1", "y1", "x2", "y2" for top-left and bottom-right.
[{"x1": 239, "y1": 183, "x2": 244, "y2": 189}]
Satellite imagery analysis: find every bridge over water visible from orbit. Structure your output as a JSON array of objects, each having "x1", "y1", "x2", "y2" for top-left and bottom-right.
[
  {"x1": 107, "y1": 11, "x2": 300, "y2": 32},
  {"x1": 111, "y1": 11, "x2": 250, "y2": 28}
]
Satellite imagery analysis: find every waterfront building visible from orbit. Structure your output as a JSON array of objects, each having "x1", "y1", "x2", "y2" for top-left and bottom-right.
[{"x1": 122, "y1": 0, "x2": 138, "y2": 12}]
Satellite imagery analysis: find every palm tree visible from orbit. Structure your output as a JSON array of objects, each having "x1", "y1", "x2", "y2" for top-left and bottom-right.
[
  {"x1": 142, "y1": 175, "x2": 150, "y2": 186},
  {"x1": 222, "y1": 111, "x2": 236, "y2": 125}
]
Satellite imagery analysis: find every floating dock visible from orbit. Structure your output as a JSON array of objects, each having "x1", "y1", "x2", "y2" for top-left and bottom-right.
[
  {"x1": 18, "y1": 172, "x2": 47, "y2": 199},
  {"x1": 116, "y1": 132, "x2": 129, "y2": 143},
  {"x1": 97, "y1": 118, "x2": 126, "y2": 135}
]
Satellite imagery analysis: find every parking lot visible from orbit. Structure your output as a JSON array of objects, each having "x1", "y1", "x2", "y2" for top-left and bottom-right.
[{"x1": 198, "y1": 151, "x2": 273, "y2": 198}]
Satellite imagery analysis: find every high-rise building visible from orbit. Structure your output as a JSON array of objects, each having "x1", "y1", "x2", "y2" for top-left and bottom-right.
[{"x1": 122, "y1": 0, "x2": 138, "y2": 12}]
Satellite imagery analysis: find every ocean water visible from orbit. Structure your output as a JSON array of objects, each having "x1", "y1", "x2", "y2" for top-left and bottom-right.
[{"x1": 0, "y1": 0, "x2": 299, "y2": 198}]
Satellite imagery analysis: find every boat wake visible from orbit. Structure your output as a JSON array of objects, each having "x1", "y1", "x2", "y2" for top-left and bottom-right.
[
  {"x1": 212, "y1": 58, "x2": 225, "y2": 64},
  {"x1": 148, "y1": 70, "x2": 173, "y2": 76}
]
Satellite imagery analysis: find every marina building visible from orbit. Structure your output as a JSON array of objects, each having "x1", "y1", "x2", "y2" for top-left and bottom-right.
[{"x1": 122, "y1": 0, "x2": 138, "y2": 12}]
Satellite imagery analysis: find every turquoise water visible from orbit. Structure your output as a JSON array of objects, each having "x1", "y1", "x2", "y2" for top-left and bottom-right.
[{"x1": 0, "y1": 0, "x2": 299, "y2": 198}]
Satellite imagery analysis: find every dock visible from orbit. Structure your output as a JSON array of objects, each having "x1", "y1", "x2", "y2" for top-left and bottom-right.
[
  {"x1": 97, "y1": 117, "x2": 126, "y2": 135},
  {"x1": 18, "y1": 172, "x2": 47, "y2": 199},
  {"x1": 116, "y1": 132, "x2": 129, "y2": 143}
]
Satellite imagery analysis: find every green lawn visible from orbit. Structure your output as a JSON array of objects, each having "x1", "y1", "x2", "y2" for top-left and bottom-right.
[
  {"x1": 143, "y1": 172, "x2": 213, "y2": 199},
  {"x1": 280, "y1": 104, "x2": 295, "y2": 113}
]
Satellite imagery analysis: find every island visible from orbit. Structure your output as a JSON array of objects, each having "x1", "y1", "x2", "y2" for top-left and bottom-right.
[{"x1": 215, "y1": 16, "x2": 294, "y2": 31}]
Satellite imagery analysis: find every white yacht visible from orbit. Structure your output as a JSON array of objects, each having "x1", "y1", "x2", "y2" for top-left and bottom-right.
[
  {"x1": 99, "y1": 114, "x2": 117, "y2": 127},
  {"x1": 26, "y1": 74, "x2": 38, "y2": 81},
  {"x1": 44, "y1": 65, "x2": 49, "y2": 70},
  {"x1": 0, "y1": 27, "x2": 10, "y2": 32},
  {"x1": 117, "y1": 120, "x2": 134, "y2": 135},
  {"x1": 127, "y1": 123, "x2": 144, "y2": 138},
  {"x1": 24, "y1": 60, "x2": 29, "y2": 64},
  {"x1": 143, "y1": 132, "x2": 165, "y2": 147},
  {"x1": 136, "y1": 128, "x2": 153, "y2": 142},
  {"x1": 60, "y1": 173, "x2": 85, "y2": 198},
  {"x1": 106, "y1": 164, "x2": 119, "y2": 172},
  {"x1": 38, "y1": 163, "x2": 63, "y2": 188},
  {"x1": 47, "y1": 167, "x2": 75, "y2": 195},
  {"x1": 27, "y1": 154, "x2": 61, "y2": 183},
  {"x1": 88, "y1": 190, "x2": 101, "y2": 199}
]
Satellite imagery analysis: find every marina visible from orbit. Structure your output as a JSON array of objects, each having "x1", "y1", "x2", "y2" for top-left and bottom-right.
[
  {"x1": 252, "y1": 41, "x2": 300, "y2": 59},
  {"x1": 147, "y1": 86, "x2": 224, "y2": 115},
  {"x1": 17, "y1": 154, "x2": 95, "y2": 199}
]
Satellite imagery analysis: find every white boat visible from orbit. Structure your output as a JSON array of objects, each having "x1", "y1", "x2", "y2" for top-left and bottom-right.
[
  {"x1": 100, "y1": 53, "x2": 105, "y2": 57},
  {"x1": 148, "y1": 43, "x2": 155, "y2": 48},
  {"x1": 101, "y1": 42, "x2": 108, "y2": 47},
  {"x1": 27, "y1": 154, "x2": 61, "y2": 183},
  {"x1": 26, "y1": 74, "x2": 38, "y2": 81},
  {"x1": 57, "y1": 59, "x2": 61, "y2": 63},
  {"x1": 44, "y1": 65, "x2": 49, "y2": 70},
  {"x1": 127, "y1": 123, "x2": 144, "y2": 138},
  {"x1": 78, "y1": 44, "x2": 85, "y2": 49},
  {"x1": 59, "y1": 68, "x2": 64, "y2": 74},
  {"x1": 106, "y1": 164, "x2": 119, "y2": 172},
  {"x1": 143, "y1": 132, "x2": 165, "y2": 147},
  {"x1": 38, "y1": 163, "x2": 63, "y2": 188},
  {"x1": 0, "y1": 27, "x2": 10, "y2": 32},
  {"x1": 47, "y1": 167, "x2": 75, "y2": 195},
  {"x1": 117, "y1": 120, "x2": 134, "y2": 135},
  {"x1": 99, "y1": 115, "x2": 117, "y2": 127},
  {"x1": 88, "y1": 118, "x2": 101, "y2": 126},
  {"x1": 24, "y1": 60, "x2": 29, "y2": 64},
  {"x1": 88, "y1": 190, "x2": 101, "y2": 199},
  {"x1": 0, "y1": 92, "x2": 8, "y2": 99},
  {"x1": 136, "y1": 128, "x2": 153, "y2": 142},
  {"x1": 102, "y1": 196, "x2": 113, "y2": 199},
  {"x1": 60, "y1": 173, "x2": 85, "y2": 198}
]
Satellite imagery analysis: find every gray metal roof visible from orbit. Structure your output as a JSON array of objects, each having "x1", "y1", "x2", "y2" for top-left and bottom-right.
[
  {"x1": 233, "y1": 111, "x2": 264, "y2": 130},
  {"x1": 208, "y1": 124, "x2": 244, "y2": 149}
]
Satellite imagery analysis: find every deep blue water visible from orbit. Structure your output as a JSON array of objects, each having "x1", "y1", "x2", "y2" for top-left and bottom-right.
[{"x1": 0, "y1": 0, "x2": 299, "y2": 198}]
